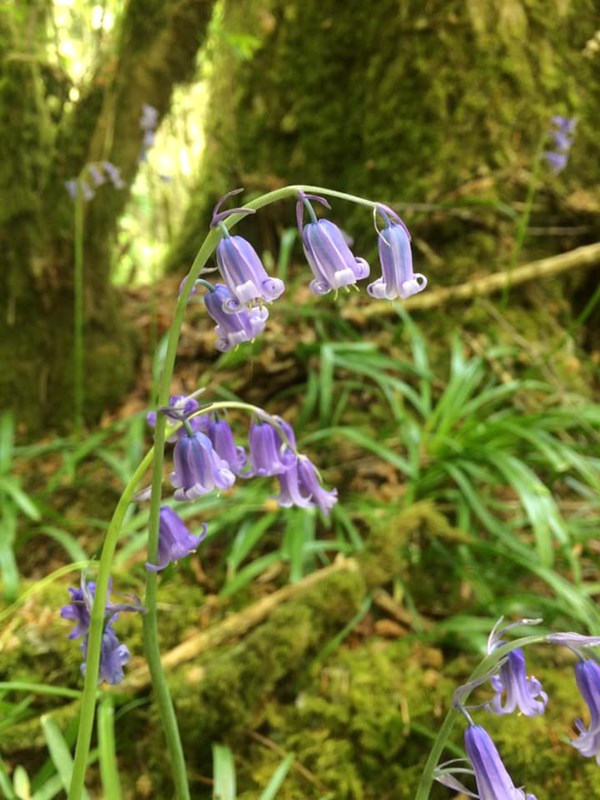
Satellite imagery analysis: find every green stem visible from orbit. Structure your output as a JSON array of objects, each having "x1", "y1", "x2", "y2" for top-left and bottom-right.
[
  {"x1": 73, "y1": 183, "x2": 85, "y2": 439},
  {"x1": 69, "y1": 183, "x2": 385, "y2": 799},
  {"x1": 413, "y1": 633, "x2": 544, "y2": 800},
  {"x1": 68, "y1": 447, "x2": 155, "y2": 800},
  {"x1": 500, "y1": 133, "x2": 547, "y2": 310}
]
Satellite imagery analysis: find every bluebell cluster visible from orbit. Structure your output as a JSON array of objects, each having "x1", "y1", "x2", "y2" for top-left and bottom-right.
[
  {"x1": 195, "y1": 189, "x2": 427, "y2": 351},
  {"x1": 436, "y1": 622, "x2": 600, "y2": 798},
  {"x1": 64, "y1": 160, "x2": 125, "y2": 202},
  {"x1": 543, "y1": 115, "x2": 576, "y2": 175},
  {"x1": 148, "y1": 396, "x2": 338, "y2": 518},
  {"x1": 60, "y1": 579, "x2": 143, "y2": 685}
]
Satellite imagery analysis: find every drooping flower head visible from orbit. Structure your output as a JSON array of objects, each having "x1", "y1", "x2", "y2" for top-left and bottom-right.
[
  {"x1": 247, "y1": 419, "x2": 295, "y2": 477},
  {"x1": 61, "y1": 576, "x2": 143, "y2": 685},
  {"x1": 464, "y1": 725, "x2": 537, "y2": 800},
  {"x1": 146, "y1": 506, "x2": 207, "y2": 572},
  {"x1": 296, "y1": 190, "x2": 370, "y2": 295},
  {"x1": 571, "y1": 659, "x2": 600, "y2": 764},
  {"x1": 485, "y1": 619, "x2": 547, "y2": 717},
  {"x1": 211, "y1": 189, "x2": 284, "y2": 310},
  {"x1": 81, "y1": 626, "x2": 131, "y2": 686},
  {"x1": 101, "y1": 161, "x2": 125, "y2": 189},
  {"x1": 275, "y1": 454, "x2": 338, "y2": 516},
  {"x1": 204, "y1": 283, "x2": 269, "y2": 351},
  {"x1": 170, "y1": 430, "x2": 236, "y2": 500},
  {"x1": 205, "y1": 415, "x2": 248, "y2": 476},
  {"x1": 486, "y1": 648, "x2": 548, "y2": 717},
  {"x1": 140, "y1": 103, "x2": 159, "y2": 131},
  {"x1": 139, "y1": 103, "x2": 159, "y2": 162},
  {"x1": 367, "y1": 204, "x2": 427, "y2": 301}
]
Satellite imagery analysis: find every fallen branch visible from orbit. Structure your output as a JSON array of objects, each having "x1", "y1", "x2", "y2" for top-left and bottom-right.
[
  {"x1": 346, "y1": 241, "x2": 600, "y2": 318},
  {"x1": 122, "y1": 555, "x2": 360, "y2": 690}
]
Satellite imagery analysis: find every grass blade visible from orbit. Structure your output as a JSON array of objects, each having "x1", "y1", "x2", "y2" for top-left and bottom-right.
[
  {"x1": 98, "y1": 695, "x2": 123, "y2": 800},
  {"x1": 212, "y1": 743, "x2": 236, "y2": 800},
  {"x1": 40, "y1": 714, "x2": 90, "y2": 800},
  {"x1": 259, "y1": 753, "x2": 294, "y2": 800}
]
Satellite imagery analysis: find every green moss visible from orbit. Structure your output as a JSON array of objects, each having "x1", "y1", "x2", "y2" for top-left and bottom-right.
[{"x1": 169, "y1": 0, "x2": 600, "y2": 297}]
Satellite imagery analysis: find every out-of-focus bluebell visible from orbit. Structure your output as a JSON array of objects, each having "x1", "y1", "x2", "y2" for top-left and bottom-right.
[
  {"x1": 146, "y1": 506, "x2": 206, "y2": 572},
  {"x1": 571, "y1": 658, "x2": 600, "y2": 764},
  {"x1": 61, "y1": 576, "x2": 142, "y2": 685},
  {"x1": 543, "y1": 115, "x2": 576, "y2": 174}
]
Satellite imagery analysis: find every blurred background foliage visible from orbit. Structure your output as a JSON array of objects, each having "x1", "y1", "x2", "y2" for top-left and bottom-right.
[
  {"x1": 1, "y1": 0, "x2": 599, "y2": 431},
  {"x1": 1, "y1": 0, "x2": 600, "y2": 798}
]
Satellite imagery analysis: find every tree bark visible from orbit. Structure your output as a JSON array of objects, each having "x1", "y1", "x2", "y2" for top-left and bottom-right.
[
  {"x1": 0, "y1": 0, "x2": 216, "y2": 435},
  {"x1": 166, "y1": 0, "x2": 600, "y2": 275}
]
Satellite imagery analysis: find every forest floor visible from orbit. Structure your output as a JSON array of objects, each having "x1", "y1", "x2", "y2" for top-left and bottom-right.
[{"x1": 4, "y1": 265, "x2": 600, "y2": 799}]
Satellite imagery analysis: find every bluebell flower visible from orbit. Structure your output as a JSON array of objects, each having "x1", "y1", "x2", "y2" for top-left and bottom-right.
[
  {"x1": 571, "y1": 659, "x2": 600, "y2": 764},
  {"x1": 482, "y1": 618, "x2": 547, "y2": 717},
  {"x1": 275, "y1": 454, "x2": 338, "y2": 516},
  {"x1": 81, "y1": 625, "x2": 130, "y2": 686},
  {"x1": 368, "y1": 205, "x2": 427, "y2": 300},
  {"x1": 170, "y1": 431, "x2": 236, "y2": 500},
  {"x1": 204, "y1": 283, "x2": 269, "y2": 351},
  {"x1": 296, "y1": 190, "x2": 369, "y2": 295},
  {"x1": 543, "y1": 115, "x2": 576, "y2": 174},
  {"x1": 61, "y1": 577, "x2": 142, "y2": 685},
  {"x1": 215, "y1": 235, "x2": 285, "y2": 310},
  {"x1": 205, "y1": 416, "x2": 248, "y2": 476},
  {"x1": 86, "y1": 164, "x2": 106, "y2": 187},
  {"x1": 248, "y1": 420, "x2": 295, "y2": 477},
  {"x1": 64, "y1": 179, "x2": 78, "y2": 200},
  {"x1": 64, "y1": 178, "x2": 95, "y2": 202},
  {"x1": 543, "y1": 152, "x2": 568, "y2": 173},
  {"x1": 61, "y1": 584, "x2": 93, "y2": 639},
  {"x1": 101, "y1": 161, "x2": 125, "y2": 189},
  {"x1": 210, "y1": 190, "x2": 284, "y2": 309},
  {"x1": 140, "y1": 103, "x2": 159, "y2": 131},
  {"x1": 146, "y1": 506, "x2": 206, "y2": 572},
  {"x1": 547, "y1": 632, "x2": 600, "y2": 650},
  {"x1": 486, "y1": 648, "x2": 547, "y2": 717},
  {"x1": 465, "y1": 725, "x2": 537, "y2": 800}
]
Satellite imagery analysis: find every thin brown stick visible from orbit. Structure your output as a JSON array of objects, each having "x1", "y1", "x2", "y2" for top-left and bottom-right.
[
  {"x1": 122, "y1": 555, "x2": 359, "y2": 690},
  {"x1": 346, "y1": 241, "x2": 600, "y2": 318}
]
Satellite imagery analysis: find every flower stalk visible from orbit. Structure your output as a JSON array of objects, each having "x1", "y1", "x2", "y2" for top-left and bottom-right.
[{"x1": 68, "y1": 184, "x2": 392, "y2": 799}]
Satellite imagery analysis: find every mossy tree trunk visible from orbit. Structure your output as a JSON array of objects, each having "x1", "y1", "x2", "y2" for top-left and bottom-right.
[
  {"x1": 0, "y1": 0, "x2": 215, "y2": 436},
  {"x1": 167, "y1": 0, "x2": 599, "y2": 274}
]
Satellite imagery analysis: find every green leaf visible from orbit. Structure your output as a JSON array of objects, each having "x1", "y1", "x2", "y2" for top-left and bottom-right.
[
  {"x1": 0, "y1": 479, "x2": 40, "y2": 521},
  {"x1": 38, "y1": 527, "x2": 88, "y2": 563},
  {"x1": 0, "y1": 543, "x2": 20, "y2": 602},
  {"x1": 220, "y1": 552, "x2": 282, "y2": 598},
  {"x1": 98, "y1": 696, "x2": 123, "y2": 800},
  {"x1": 40, "y1": 715, "x2": 90, "y2": 800},
  {"x1": 259, "y1": 754, "x2": 294, "y2": 800},
  {"x1": 212, "y1": 744, "x2": 236, "y2": 800},
  {"x1": 0, "y1": 754, "x2": 18, "y2": 800},
  {"x1": 0, "y1": 413, "x2": 15, "y2": 475}
]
